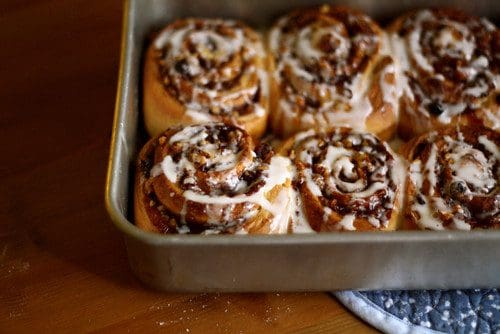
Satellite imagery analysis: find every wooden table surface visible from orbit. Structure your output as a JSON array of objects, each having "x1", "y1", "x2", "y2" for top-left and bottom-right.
[{"x1": 0, "y1": 1, "x2": 378, "y2": 332}]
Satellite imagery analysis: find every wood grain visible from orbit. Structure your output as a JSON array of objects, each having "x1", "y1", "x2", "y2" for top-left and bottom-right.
[{"x1": 0, "y1": 1, "x2": 378, "y2": 332}]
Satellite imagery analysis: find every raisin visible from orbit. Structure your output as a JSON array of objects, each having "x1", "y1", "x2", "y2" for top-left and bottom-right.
[
  {"x1": 174, "y1": 59, "x2": 190, "y2": 76},
  {"x1": 241, "y1": 169, "x2": 258, "y2": 183},
  {"x1": 305, "y1": 96, "x2": 320, "y2": 108},
  {"x1": 427, "y1": 101, "x2": 444, "y2": 115},
  {"x1": 252, "y1": 86, "x2": 261, "y2": 103},
  {"x1": 449, "y1": 181, "x2": 467, "y2": 197},
  {"x1": 139, "y1": 158, "x2": 152, "y2": 178},
  {"x1": 255, "y1": 143, "x2": 274, "y2": 162},
  {"x1": 416, "y1": 194, "x2": 426, "y2": 205},
  {"x1": 206, "y1": 36, "x2": 217, "y2": 51}
]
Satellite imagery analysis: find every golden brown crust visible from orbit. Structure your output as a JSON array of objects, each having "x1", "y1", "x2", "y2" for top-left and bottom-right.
[
  {"x1": 279, "y1": 127, "x2": 404, "y2": 232},
  {"x1": 143, "y1": 45, "x2": 190, "y2": 139},
  {"x1": 134, "y1": 158, "x2": 164, "y2": 234},
  {"x1": 400, "y1": 125, "x2": 500, "y2": 230},
  {"x1": 268, "y1": 5, "x2": 398, "y2": 140},
  {"x1": 387, "y1": 8, "x2": 500, "y2": 140},
  {"x1": 143, "y1": 19, "x2": 269, "y2": 140}
]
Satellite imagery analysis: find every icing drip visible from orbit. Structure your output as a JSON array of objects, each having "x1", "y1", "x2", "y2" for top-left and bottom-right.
[
  {"x1": 378, "y1": 43, "x2": 402, "y2": 120},
  {"x1": 290, "y1": 188, "x2": 315, "y2": 233},
  {"x1": 337, "y1": 214, "x2": 356, "y2": 231}
]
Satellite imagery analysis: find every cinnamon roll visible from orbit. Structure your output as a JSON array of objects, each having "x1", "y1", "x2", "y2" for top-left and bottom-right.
[
  {"x1": 268, "y1": 5, "x2": 398, "y2": 140},
  {"x1": 143, "y1": 19, "x2": 269, "y2": 139},
  {"x1": 401, "y1": 125, "x2": 499, "y2": 230},
  {"x1": 280, "y1": 128, "x2": 406, "y2": 232},
  {"x1": 134, "y1": 123, "x2": 292, "y2": 234},
  {"x1": 388, "y1": 8, "x2": 500, "y2": 140}
]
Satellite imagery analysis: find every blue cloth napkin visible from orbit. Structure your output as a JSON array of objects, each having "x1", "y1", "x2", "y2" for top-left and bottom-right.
[{"x1": 334, "y1": 289, "x2": 499, "y2": 333}]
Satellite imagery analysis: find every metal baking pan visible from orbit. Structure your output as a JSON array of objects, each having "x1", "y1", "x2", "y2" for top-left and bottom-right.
[{"x1": 105, "y1": 0, "x2": 500, "y2": 291}]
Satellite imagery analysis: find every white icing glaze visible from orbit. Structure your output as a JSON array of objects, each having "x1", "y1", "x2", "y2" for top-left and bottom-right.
[
  {"x1": 292, "y1": 130, "x2": 402, "y2": 230},
  {"x1": 494, "y1": 75, "x2": 500, "y2": 89},
  {"x1": 337, "y1": 214, "x2": 356, "y2": 231},
  {"x1": 322, "y1": 146, "x2": 351, "y2": 168},
  {"x1": 463, "y1": 80, "x2": 489, "y2": 98},
  {"x1": 482, "y1": 109, "x2": 500, "y2": 130},
  {"x1": 268, "y1": 187, "x2": 293, "y2": 233},
  {"x1": 378, "y1": 53, "x2": 400, "y2": 118},
  {"x1": 389, "y1": 34, "x2": 414, "y2": 100},
  {"x1": 450, "y1": 218, "x2": 472, "y2": 230},
  {"x1": 296, "y1": 27, "x2": 328, "y2": 62},
  {"x1": 479, "y1": 135, "x2": 500, "y2": 159},
  {"x1": 269, "y1": 9, "x2": 385, "y2": 134},
  {"x1": 185, "y1": 109, "x2": 217, "y2": 123},
  {"x1": 368, "y1": 216, "x2": 381, "y2": 228},
  {"x1": 304, "y1": 172, "x2": 322, "y2": 197},
  {"x1": 161, "y1": 155, "x2": 180, "y2": 183},
  {"x1": 389, "y1": 9, "x2": 498, "y2": 125},
  {"x1": 177, "y1": 224, "x2": 190, "y2": 234},
  {"x1": 409, "y1": 161, "x2": 423, "y2": 188},
  {"x1": 409, "y1": 131, "x2": 498, "y2": 230},
  {"x1": 289, "y1": 186, "x2": 315, "y2": 233},
  {"x1": 154, "y1": 19, "x2": 267, "y2": 120},
  {"x1": 451, "y1": 148, "x2": 493, "y2": 191},
  {"x1": 169, "y1": 125, "x2": 208, "y2": 144},
  {"x1": 412, "y1": 200, "x2": 447, "y2": 231},
  {"x1": 409, "y1": 27, "x2": 434, "y2": 72},
  {"x1": 436, "y1": 103, "x2": 467, "y2": 124},
  {"x1": 292, "y1": 129, "x2": 316, "y2": 143},
  {"x1": 150, "y1": 164, "x2": 163, "y2": 178},
  {"x1": 322, "y1": 206, "x2": 333, "y2": 222},
  {"x1": 424, "y1": 144, "x2": 438, "y2": 195},
  {"x1": 391, "y1": 152, "x2": 408, "y2": 217},
  {"x1": 146, "y1": 124, "x2": 295, "y2": 233},
  {"x1": 434, "y1": 21, "x2": 475, "y2": 61},
  {"x1": 175, "y1": 156, "x2": 293, "y2": 233}
]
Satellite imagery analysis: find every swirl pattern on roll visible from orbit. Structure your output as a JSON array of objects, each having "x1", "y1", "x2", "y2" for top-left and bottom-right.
[
  {"x1": 135, "y1": 123, "x2": 292, "y2": 234},
  {"x1": 281, "y1": 128, "x2": 405, "y2": 232},
  {"x1": 269, "y1": 5, "x2": 398, "y2": 139},
  {"x1": 389, "y1": 8, "x2": 500, "y2": 138},
  {"x1": 144, "y1": 18, "x2": 268, "y2": 138},
  {"x1": 402, "y1": 126, "x2": 499, "y2": 230}
]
